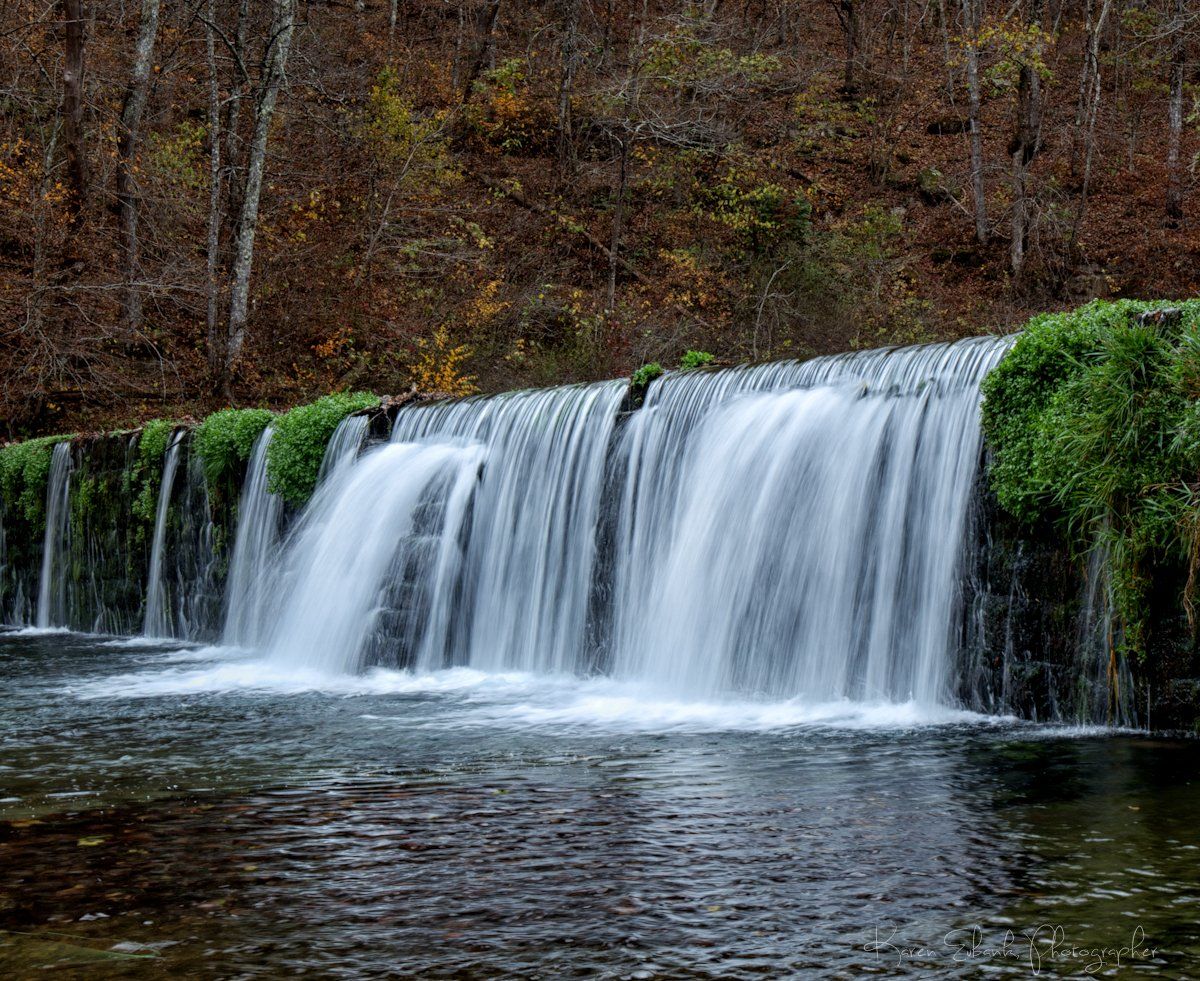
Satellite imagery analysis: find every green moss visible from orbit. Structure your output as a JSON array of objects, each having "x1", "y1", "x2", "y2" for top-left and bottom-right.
[
  {"x1": 137, "y1": 419, "x2": 175, "y2": 469},
  {"x1": 631, "y1": 362, "x2": 664, "y2": 388},
  {"x1": 981, "y1": 299, "x2": 1200, "y2": 657},
  {"x1": 266, "y1": 392, "x2": 379, "y2": 507},
  {"x1": 0, "y1": 434, "x2": 73, "y2": 529},
  {"x1": 70, "y1": 474, "x2": 98, "y2": 540},
  {"x1": 194, "y1": 408, "x2": 274, "y2": 492},
  {"x1": 131, "y1": 419, "x2": 179, "y2": 531},
  {"x1": 680, "y1": 350, "x2": 715, "y2": 371}
]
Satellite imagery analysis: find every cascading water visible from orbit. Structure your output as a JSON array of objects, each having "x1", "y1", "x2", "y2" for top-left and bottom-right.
[
  {"x1": 264, "y1": 442, "x2": 484, "y2": 674},
  {"x1": 609, "y1": 337, "x2": 1011, "y2": 702},
  {"x1": 5, "y1": 337, "x2": 1018, "y2": 713},
  {"x1": 222, "y1": 427, "x2": 283, "y2": 646},
  {"x1": 252, "y1": 339, "x2": 1010, "y2": 703},
  {"x1": 387, "y1": 381, "x2": 626, "y2": 674},
  {"x1": 34, "y1": 442, "x2": 73, "y2": 629},
  {"x1": 142, "y1": 432, "x2": 184, "y2": 638},
  {"x1": 317, "y1": 415, "x2": 370, "y2": 483}
]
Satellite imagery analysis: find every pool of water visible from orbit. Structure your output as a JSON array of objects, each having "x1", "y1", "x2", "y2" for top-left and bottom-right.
[{"x1": 0, "y1": 629, "x2": 1196, "y2": 977}]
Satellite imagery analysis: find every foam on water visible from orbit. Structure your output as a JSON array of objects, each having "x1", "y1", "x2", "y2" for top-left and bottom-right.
[{"x1": 69, "y1": 646, "x2": 1004, "y2": 733}]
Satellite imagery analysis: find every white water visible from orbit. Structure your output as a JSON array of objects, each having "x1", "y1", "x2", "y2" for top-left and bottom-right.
[
  {"x1": 221, "y1": 427, "x2": 283, "y2": 646},
  {"x1": 317, "y1": 414, "x2": 370, "y2": 483},
  {"x1": 142, "y1": 432, "x2": 184, "y2": 638},
  {"x1": 264, "y1": 441, "x2": 484, "y2": 674},
  {"x1": 609, "y1": 337, "x2": 1010, "y2": 703},
  {"x1": 73, "y1": 337, "x2": 1013, "y2": 719},
  {"x1": 72, "y1": 646, "x2": 999, "y2": 734},
  {"x1": 35, "y1": 442, "x2": 73, "y2": 629},
  {"x1": 389, "y1": 382, "x2": 626, "y2": 673},
  {"x1": 234, "y1": 338, "x2": 1012, "y2": 710}
]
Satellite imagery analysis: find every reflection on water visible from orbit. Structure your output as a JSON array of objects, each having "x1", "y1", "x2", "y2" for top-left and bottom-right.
[{"x1": 0, "y1": 632, "x2": 1196, "y2": 977}]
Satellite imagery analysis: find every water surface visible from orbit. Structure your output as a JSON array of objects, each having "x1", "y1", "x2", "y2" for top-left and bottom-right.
[{"x1": 0, "y1": 631, "x2": 1195, "y2": 977}]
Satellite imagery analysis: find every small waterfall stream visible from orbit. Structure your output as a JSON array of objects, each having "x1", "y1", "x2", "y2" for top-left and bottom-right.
[
  {"x1": 35, "y1": 442, "x2": 73, "y2": 629},
  {"x1": 222, "y1": 427, "x2": 283, "y2": 646},
  {"x1": 142, "y1": 433, "x2": 184, "y2": 638},
  {"x1": 317, "y1": 415, "x2": 370, "y2": 483},
  {"x1": 265, "y1": 442, "x2": 484, "y2": 673},
  {"x1": 388, "y1": 381, "x2": 627, "y2": 674}
]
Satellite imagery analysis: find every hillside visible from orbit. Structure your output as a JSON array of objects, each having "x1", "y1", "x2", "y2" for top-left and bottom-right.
[{"x1": 2, "y1": 0, "x2": 1198, "y2": 436}]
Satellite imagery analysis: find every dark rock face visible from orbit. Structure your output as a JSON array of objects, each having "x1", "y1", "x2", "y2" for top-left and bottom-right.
[
  {"x1": 61, "y1": 433, "x2": 149, "y2": 634},
  {"x1": 957, "y1": 465, "x2": 1200, "y2": 733},
  {"x1": 0, "y1": 430, "x2": 239, "y2": 639}
]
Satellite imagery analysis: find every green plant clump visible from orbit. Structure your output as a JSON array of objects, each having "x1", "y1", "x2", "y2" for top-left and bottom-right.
[
  {"x1": 132, "y1": 419, "x2": 178, "y2": 527},
  {"x1": 0, "y1": 434, "x2": 73, "y2": 528},
  {"x1": 680, "y1": 350, "x2": 715, "y2": 371},
  {"x1": 267, "y1": 392, "x2": 379, "y2": 507},
  {"x1": 981, "y1": 299, "x2": 1200, "y2": 657},
  {"x1": 631, "y1": 362, "x2": 664, "y2": 389},
  {"x1": 194, "y1": 408, "x2": 275, "y2": 491}
]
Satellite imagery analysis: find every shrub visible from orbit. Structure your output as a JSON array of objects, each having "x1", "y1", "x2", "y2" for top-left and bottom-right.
[
  {"x1": 194, "y1": 408, "x2": 274, "y2": 491},
  {"x1": 631, "y1": 362, "x2": 664, "y2": 389},
  {"x1": 0, "y1": 434, "x2": 73, "y2": 528},
  {"x1": 267, "y1": 392, "x2": 379, "y2": 507},
  {"x1": 981, "y1": 299, "x2": 1200, "y2": 657},
  {"x1": 680, "y1": 350, "x2": 715, "y2": 371}
]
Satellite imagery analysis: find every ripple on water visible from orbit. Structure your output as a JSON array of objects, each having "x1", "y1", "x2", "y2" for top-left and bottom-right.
[{"x1": 0, "y1": 633, "x2": 1195, "y2": 978}]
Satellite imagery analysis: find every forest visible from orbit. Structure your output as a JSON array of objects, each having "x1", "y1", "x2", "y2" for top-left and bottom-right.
[{"x1": 2, "y1": 0, "x2": 1198, "y2": 437}]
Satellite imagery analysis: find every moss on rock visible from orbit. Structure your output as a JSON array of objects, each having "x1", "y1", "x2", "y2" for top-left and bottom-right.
[
  {"x1": 266, "y1": 392, "x2": 379, "y2": 507},
  {"x1": 981, "y1": 299, "x2": 1200, "y2": 659},
  {"x1": 194, "y1": 408, "x2": 274, "y2": 493}
]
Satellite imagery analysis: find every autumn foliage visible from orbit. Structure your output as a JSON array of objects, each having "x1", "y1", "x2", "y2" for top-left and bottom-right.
[{"x1": 0, "y1": 0, "x2": 1197, "y2": 438}]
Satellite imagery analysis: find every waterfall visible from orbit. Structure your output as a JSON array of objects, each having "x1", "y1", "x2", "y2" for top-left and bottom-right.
[
  {"x1": 317, "y1": 415, "x2": 370, "y2": 484},
  {"x1": 3, "y1": 336, "x2": 1030, "y2": 713},
  {"x1": 253, "y1": 340, "x2": 1009, "y2": 698},
  {"x1": 35, "y1": 442, "x2": 73, "y2": 629},
  {"x1": 265, "y1": 442, "x2": 484, "y2": 674},
  {"x1": 388, "y1": 381, "x2": 626, "y2": 674},
  {"x1": 609, "y1": 337, "x2": 1010, "y2": 702},
  {"x1": 142, "y1": 432, "x2": 184, "y2": 638},
  {"x1": 222, "y1": 427, "x2": 283, "y2": 646}
]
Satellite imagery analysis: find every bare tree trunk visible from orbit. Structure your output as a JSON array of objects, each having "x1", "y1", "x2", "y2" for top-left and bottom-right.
[
  {"x1": 1166, "y1": 0, "x2": 1185, "y2": 221},
  {"x1": 1070, "y1": 0, "x2": 1110, "y2": 246},
  {"x1": 961, "y1": 0, "x2": 987, "y2": 244},
  {"x1": 601, "y1": 0, "x2": 616, "y2": 65},
  {"x1": 205, "y1": 0, "x2": 224, "y2": 380},
  {"x1": 60, "y1": 0, "x2": 88, "y2": 222},
  {"x1": 1009, "y1": 0, "x2": 1043, "y2": 279},
  {"x1": 460, "y1": 0, "x2": 503, "y2": 106},
  {"x1": 831, "y1": 0, "x2": 860, "y2": 96},
  {"x1": 225, "y1": 0, "x2": 295, "y2": 384},
  {"x1": 556, "y1": 0, "x2": 581, "y2": 176},
  {"x1": 607, "y1": 137, "x2": 629, "y2": 314},
  {"x1": 221, "y1": 0, "x2": 251, "y2": 249},
  {"x1": 116, "y1": 0, "x2": 161, "y2": 331}
]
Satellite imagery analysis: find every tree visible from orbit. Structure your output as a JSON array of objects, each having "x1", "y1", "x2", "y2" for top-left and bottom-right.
[
  {"x1": 116, "y1": 0, "x2": 161, "y2": 330},
  {"x1": 1069, "y1": 0, "x2": 1111, "y2": 245},
  {"x1": 224, "y1": 0, "x2": 295, "y2": 387},
  {"x1": 60, "y1": 0, "x2": 87, "y2": 223},
  {"x1": 1008, "y1": 0, "x2": 1045, "y2": 279},
  {"x1": 201, "y1": 0, "x2": 296, "y2": 396},
  {"x1": 1165, "y1": 0, "x2": 1186, "y2": 221},
  {"x1": 961, "y1": 0, "x2": 988, "y2": 244}
]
